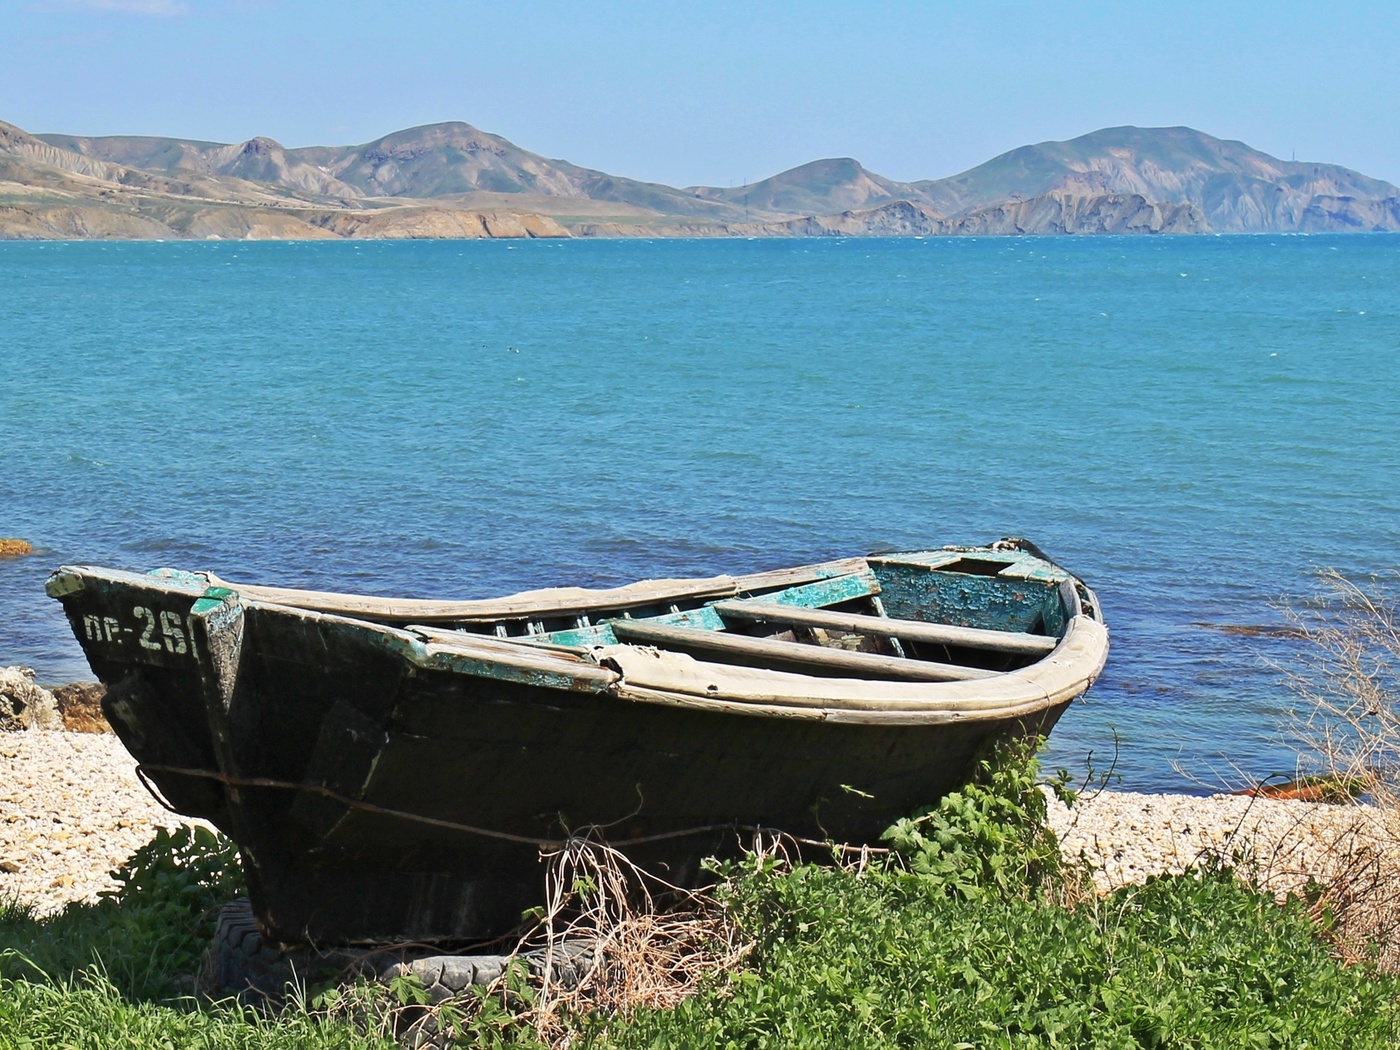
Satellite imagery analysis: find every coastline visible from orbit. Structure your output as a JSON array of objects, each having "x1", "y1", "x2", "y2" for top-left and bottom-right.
[{"x1": 1, "y1": 727, "x2": 1387, "y2": 918}]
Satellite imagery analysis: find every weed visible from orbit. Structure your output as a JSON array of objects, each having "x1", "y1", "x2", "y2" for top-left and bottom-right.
[
  {"x1": 1281, "y1": 568, "x2": 1400, "y2": 968},
  {"x1": 600, "y1": 741, "x2": 1400, "y2": 1048},
  {"x1": 882, "y1": 735, "x2": 1072, "y2": 900},
  {"x1": 0, "y1": 824, "x2": 242, "y2": 1001}
]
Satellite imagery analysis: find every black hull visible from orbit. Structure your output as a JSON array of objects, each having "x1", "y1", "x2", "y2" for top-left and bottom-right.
[{"x1": 48, "y1": 548, "x2": 1104, "y2": 945}]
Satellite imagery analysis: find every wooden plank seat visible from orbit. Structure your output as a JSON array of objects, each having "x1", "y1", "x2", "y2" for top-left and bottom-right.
[
  {"x1": 607, "y1": 618, "x2": 996, "y2": 682},
  {"x1": 710, "y1": 600, "x2": 1058, "y2": 657},
  {"x1": 541, "y1": 569, "x2": 883, "y2": 648}
]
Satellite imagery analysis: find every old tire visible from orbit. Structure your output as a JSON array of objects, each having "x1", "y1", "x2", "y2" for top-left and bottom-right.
[{"x1": 199, "y1": 898, "x2": 303, "y2": 1004}]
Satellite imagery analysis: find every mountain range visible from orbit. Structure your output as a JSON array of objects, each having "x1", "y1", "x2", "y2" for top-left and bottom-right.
[{"x1": 2, "y1": 117, "x2": 1397, "y2": 240}]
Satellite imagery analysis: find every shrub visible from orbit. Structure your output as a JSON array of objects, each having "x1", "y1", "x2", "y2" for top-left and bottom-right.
[
  {"x1": 1286, "y1": 568, "x2": 1400, "y2": 807},
  {"x1": 1282, "y1": 569, "x2": 1400, "y2": 968}
]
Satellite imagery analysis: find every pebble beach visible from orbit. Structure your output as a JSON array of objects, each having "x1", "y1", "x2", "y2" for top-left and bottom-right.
[
  {"x1": 0, "y1": 730, "x2": 199, "y2": 913},
  {"x1": 1, "y1": 727, "x2": 1393, "y2": 917},
  {"x1": 1044, "y1": 787, "x2": 1392, "y2": 898}
]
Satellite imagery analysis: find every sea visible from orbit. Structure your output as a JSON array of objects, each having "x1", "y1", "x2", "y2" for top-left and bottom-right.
[{"x1": 2, "y1": 235, "x2": 1397, "y2": 794}]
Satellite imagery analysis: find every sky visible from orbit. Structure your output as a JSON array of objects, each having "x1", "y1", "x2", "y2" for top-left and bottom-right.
[{"x1": 3, "y1": 0, "x2": 1399, "y2": 188}]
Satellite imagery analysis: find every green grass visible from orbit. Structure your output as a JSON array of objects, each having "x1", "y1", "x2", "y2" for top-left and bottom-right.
[
  {"x1": 0, "y1": 826, "x2": 391, "y2": 1048},
  {"x1": 594, "y1": 861, "x2": 1399, "y2": 1049},
  {"x1": 0, "y1": 826, "x2": 242, "y2": 1001},
  {"x1": 588, "y1": 741, "x2": 1400, "y2": 1048},
  {"x1": 0, "y1": 970, "x2": 389, "y2": 1050},
  {"x1": 3, "y1": 744, "x2": 1398, "y2": 1048}
]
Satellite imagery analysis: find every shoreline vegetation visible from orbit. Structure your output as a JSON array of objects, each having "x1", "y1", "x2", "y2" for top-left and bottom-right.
[
  {"x1": 3, "y1": 571, "x2": 1398, "y2": 1044},
  {"x1": 3, "y1": 712, "x2": 1400, "y2": 1042},
  {"x1": 3, "y1": 119, "x2": 1399, "y2": 241},
  {"x1": 3, "y1": 731, "x2": 1399, "y2": 1046}
]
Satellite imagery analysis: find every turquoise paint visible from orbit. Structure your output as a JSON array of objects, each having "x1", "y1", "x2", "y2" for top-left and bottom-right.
[
  {"x1": 543, "y1": 570, "x2": 878, "y2": 646},
  {"x1": 738, "y1": 571, "x2": 880, "y2": 608},
  {"x1": 873, "y1": 564, "x2": 1065, "y2": 636},
  {"x1": 545, "y1": 604, "x2": 727, "y2": 647},
  {"x1": 190, "y1": 586, "x2": 237, "y2": 615}
]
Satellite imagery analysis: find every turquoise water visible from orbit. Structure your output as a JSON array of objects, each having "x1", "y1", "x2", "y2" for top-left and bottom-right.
[{"x1": 2, "y1": 236, "x2": 1397, "y2": 792}]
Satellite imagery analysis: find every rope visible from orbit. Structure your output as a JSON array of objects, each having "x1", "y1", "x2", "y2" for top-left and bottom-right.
[{"x1": 132, "y1": 761, "x2": 881, "y2": 855}]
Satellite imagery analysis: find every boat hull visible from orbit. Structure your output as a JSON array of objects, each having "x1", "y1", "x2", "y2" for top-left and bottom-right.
[{"x1": 47, "y1": 545, "x2": 1105, "y2": 945}]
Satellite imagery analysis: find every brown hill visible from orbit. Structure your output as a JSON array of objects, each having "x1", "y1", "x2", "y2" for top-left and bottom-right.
[
  {"x1": 913, "y1": 126, "x2": 1400, "y2": 232},
  {"x1": 46, "y1": 121, "x2": 762, "y2": 223},
  {"x1": 2, "y1": 119, "x2": 567, "y2": 240},
  {"x1": 9, "y1": 118, "x2": 1400, "y2": 238},
  {"x1": 37, "y1": 130, "x2": 360, "y2": 200},
  {"x1": 687, "y1": 157, "x2": 917, "y2": 216}
]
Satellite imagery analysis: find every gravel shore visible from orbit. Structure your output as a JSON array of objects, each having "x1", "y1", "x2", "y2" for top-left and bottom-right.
[
  {"x1": 1044, "y1": 787, "x2": 1393, "y2": 897},
  {"x1": 0, "y1": 730, "x2": 198, "y2": 913},
  {"x1": 2, "y1": 730, "x2": 1393, "y2": 916}
]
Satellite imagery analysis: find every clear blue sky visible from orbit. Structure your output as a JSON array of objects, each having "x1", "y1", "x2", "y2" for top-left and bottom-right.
[{"x1": 5, "y1": 0, "x2": 1399, "y2": 188}]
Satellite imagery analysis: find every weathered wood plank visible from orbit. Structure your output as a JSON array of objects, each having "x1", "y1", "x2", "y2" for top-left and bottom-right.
[
  {"x1": 711, "y1": 600, "x2": 1057, "y2": 656},
  {"x1": 608, "y1": 619, "x2": 995, "y2": 682},
  {"x1": 738, "y1": 570, "x2": 881, "y2": 608},
  {"x1": 209, "y1": 558, "x2": 874, "y2": 626},
  {"x1": 872, "y1": 562, "x2": 1064, "y2": 635},
  {"x1": 543, "y1": 574, "x2": 875, "y2": 648},
  {"x1": 405, "y1": 625, "x2": 619, "y2": 689},
  {"x1": 734, "y1": 557, "x2": 869, "y2": 592},
  {"x1": 214, "y1": 575, "x2": 742, "y2": 624}
]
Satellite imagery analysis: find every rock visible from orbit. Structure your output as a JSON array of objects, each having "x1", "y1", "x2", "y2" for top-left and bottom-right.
[
  {"x1": 1298, "y1": 195, "x2": 1400, "y2": 232},
  {"x1": 180, "y1": 208, "x2": 340, "y2": 241},
  {"x1": 0, "y1": 667, "x2": 63, "y2": 732},
  {"x1": 0, "y1": 204, "x2": 176, "y2": 240},
  {"x1": 307, "y1": 205, "x2": 570, "y2": 239},
  {"x1": 730, "y1": 193, "x2": 1210, "y2": 238},
  {"x1": 944, "y1": 192, "x2": 1208, "y2": 235},
  {"x1": 51, "y1": 682, "x2": 111, "y2": 733},
  {"x1": 0, "y1": 539, "x2": 33, "y2": 558}
]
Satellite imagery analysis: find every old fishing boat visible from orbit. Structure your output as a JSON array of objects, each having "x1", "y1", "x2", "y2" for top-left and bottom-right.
[{"x1": 47, "y1": 538, "x2": 1107, "y2": 945}]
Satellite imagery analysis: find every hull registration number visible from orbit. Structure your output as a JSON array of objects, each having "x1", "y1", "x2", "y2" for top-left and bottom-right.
[{"x1": 82, "y1": 606, "x2": 199, "y2": 659}]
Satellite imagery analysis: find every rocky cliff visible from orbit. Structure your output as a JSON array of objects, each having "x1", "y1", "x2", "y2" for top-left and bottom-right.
[
  {"x1": 942, "y1": 192, "x2": 1206, "y2": 235},
  {"x1": 576, "y1": 193, "x2": 1208, "y2": 238}
]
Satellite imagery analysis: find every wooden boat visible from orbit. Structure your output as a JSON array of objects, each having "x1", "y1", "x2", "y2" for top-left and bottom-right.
[{"x1": 46, "y1": 538, "x2": 1107, "y2": 946}]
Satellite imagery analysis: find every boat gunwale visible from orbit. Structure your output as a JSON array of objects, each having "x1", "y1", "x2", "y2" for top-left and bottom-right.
[
  {"x1": 198, "y1": 556, "x2": 871, "y2": 624},
  {"x1": 46, "y1": 546, "x2": 1108, "y2": 725},
  {"x1": 233, "y1": 597, "x2": 1109, "y2": 725},
  {"x1": 589, "y1": 614, "x2": 1107, "y2": 720}
]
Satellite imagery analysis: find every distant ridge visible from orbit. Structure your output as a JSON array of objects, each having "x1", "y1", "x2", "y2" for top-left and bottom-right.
[
  {"x1": 687, "y1": 157, "x2": 912, "y2": 216},
  {"x1": 3, "y1": 118, "x2": 1397, "y2": 239},
  {"x1": 911, "y1": 126, "x2": 1400, "y2": 233}
]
